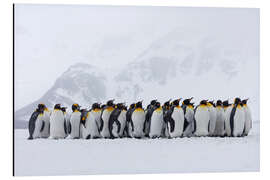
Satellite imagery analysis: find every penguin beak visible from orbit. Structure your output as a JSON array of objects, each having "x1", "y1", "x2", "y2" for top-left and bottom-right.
[{"x1": 189, "y1": 97, "x2": 193, "y2": 101}]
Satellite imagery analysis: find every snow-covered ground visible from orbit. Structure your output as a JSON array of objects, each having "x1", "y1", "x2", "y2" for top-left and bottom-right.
[{"x1": 14, "y1": 122, "x2": 259, "y2": 176}]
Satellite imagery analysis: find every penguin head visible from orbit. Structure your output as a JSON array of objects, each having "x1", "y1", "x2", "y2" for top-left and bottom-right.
[
  {"x1": 92, "y1": 103, "x2": 101, "y2": 110},
  {"x1": 101, "y1": 104, "x2": 106, "y2": 109},
  {"x1": 54, "y1": 104, "x2": 61, "y2": 110},
  {"x1": 116, "y1": 103, "x2": 124, "y2": 109},
  {"x1": 222, "y1": 100, "x2": 230, "y2": 107},
  {"x1": 216, "y1": 100, "x2": 223, "y2": 106},
  {"x1": 200, "y1": 100, "x2": 208, "y2": 105},
  {"x1": 242, "y1": 98, "x2": 249, "y2": 105},
  {"x1": 234, "y1": 98, "x2": 242, "y2": 106},
  {"x1": 155, "y1": 101, "x2": 161, "y2": 108},
  {"x1": 129, "y1": 103, "x2": 136, "y2": 109},
  {"x1": 183, "y1": 97, "x2": 193, "y2": 105},
  {"x1": 72, "y1": 103, "x2": 80, "y2": 112},
  {"x1": 208, "y1": 101, "x2": 216, "y2": 107},
  {"x1": 37, "y1": 103, "x2": 46, "y2": 112},
  {"x1": 163, "y1": 99, "x2": 171, "y2": 110},
  {"x1": 164, "y1": 99, "x2": 171, "y2": 106},
  {"x1": 107, "y1": 99, "x2": 115, "y2": 107},
  {"x1": 61, "y1": 107, "x2": 67, "y2": 113},
  {"x1": 136, "y1": 101, "x2": 143, "y2": 108},
  {"x1": 150, "y1": 99, "x2": 157, "y2": 106},
  {"x1": 172, "y1": 98, "x2": 181, "y2": 106}
]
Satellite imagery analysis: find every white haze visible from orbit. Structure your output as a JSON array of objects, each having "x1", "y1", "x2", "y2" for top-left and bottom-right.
[{"x1": 14, "y1": 4, "x2": 259, "y2": 118}]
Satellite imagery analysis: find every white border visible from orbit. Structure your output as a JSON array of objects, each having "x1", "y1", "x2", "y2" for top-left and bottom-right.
[{"x1": 1, "y1": 0, "x2": 268, "y2": 180}]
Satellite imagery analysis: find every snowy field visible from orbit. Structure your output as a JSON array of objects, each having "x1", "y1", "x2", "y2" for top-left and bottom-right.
[{"x1": 14, "y1": 122, "x2": 260, "y2": 176}]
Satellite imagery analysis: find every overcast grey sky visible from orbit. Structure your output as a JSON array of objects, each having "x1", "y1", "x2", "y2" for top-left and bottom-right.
[{"x1": 14, "y1": 4, "x2": 259, "y2": 110}]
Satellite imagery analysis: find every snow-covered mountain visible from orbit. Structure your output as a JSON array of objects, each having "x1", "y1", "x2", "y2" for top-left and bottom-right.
[
  {"x1": 112, "y1": 29, "x2": 259, "y2": 110},
  {"x1": 15, "y1": 63, "x2": 107, "y2": 128}
]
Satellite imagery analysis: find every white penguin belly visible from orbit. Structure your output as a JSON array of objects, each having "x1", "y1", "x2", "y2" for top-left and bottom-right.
[
  {"x1": 224, "y1": 106, "x2": 233, "y2": 136},
  {"x1": 208, "y1": 107, "x2": 217, "y2": 135},
  {"x1": 50, "y1": 110, "x2": 66, "y2": 138},
  {"x1": 183, "y1": 108, "x2": 195, "y2": 137},
  {"x1": 85, "y1": 112, "x2": 101, "y2": 138},
  {"x1": 32, "y1": 114, "x2": 44, "y2": 138},
  {"x1": 112, "y1": 122, "x2": 119, "y2": 137},
  {"x1": 149, "y1": 110, "x2": 164, "y2": 138},
  {"x1": 243, "y1": 107, "x2": 252, "y2": 135},
  {"x1": 213, "y1": 108, "x2": 225, "y2": 136},
  {"x1": 169, "y1": 107, "x2": 184, "y2": 138},
  {"x1": 40, "y1": 111, "x2": 50, "y2": 138},
  {"x1": 118, "y1": 111, "x2": 127, "y2": 136},
  {"x1": 194, "y1": 107, "x2": 210, "y2": 136},
  {"x1": 100, "y1": 110, "x2": 112, "y2": 138},
  {"x1": 68, "y1": 112, "x2": 81, "y2": 138},
  {"x1": 233, "y1": 108, "x2": 245, "y2": 137},
  {"x1": 132, "y1": 111, "x2": 145, "y2": 137}
]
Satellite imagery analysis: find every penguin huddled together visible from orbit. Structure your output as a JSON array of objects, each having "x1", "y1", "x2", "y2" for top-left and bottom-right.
[{"x1": 27, "y1": 97, "x2": 252, "y2": 140}]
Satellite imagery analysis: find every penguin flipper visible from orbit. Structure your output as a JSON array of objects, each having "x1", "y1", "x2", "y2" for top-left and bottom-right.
[
  {"x1": 193, "y1": 117, "x2": 197, "y2": 134},
  {"x1": 67, "y1": 120, "x2": 71, "y2": 134},
  {"x1": 130, "y1": 120, "x2": 134, "y2": 131},
  {"x1": 100, "y1": 118, "x2": 104, "y2": 132},
  {"x1": 64, "y1": 120, "x2": 67, "y2": 134},
  {"x1": 208, "y1": 120, "x2": 210, "y2": 133},
  {"x1": 28, "y1": 111, "x2": 40, "y2": 139},
  {"x1": 116, "y1": 120, "x2": 121, "y2": 134},
  {"x1": 230, "y1": 106, "x2": 237, "y2": 137},
  {"x1": 40, "y1": 120, "x2": 45, "y2": 132},
  {"x1": 169, "y1": 119, "x2": 175, "y2": 133}
]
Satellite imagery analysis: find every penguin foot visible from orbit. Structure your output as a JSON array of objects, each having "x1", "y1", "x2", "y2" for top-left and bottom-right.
[
  {"x1": 27, "y1": 136, "x2": 33, "y2": 140},
  {"x1": 86, "y1": 135, "x2": 91, "y2": 139}
]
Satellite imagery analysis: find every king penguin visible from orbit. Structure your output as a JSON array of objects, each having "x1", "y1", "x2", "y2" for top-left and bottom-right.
[
  {"x1": 100, "y1": 99, "x2": 115, "y2": 138},
  {"x1": 39, "y1": 105, "x2": 51, "y2": 138},
  {"x1": 182, "y1": 98, "x2": 195, "y2": 137},
  {"x1": 194, "y1": 100, "x2": 210, "y2": 137},
  {"x1": 229, "y1": 98, "x2": 245, "y2": 137},
  {"x1": 27, "y1": 104, "x2": 45, "y2": 140},
  {"x1": 207, "y1": 101, "x2": 217, "y2": 136},
  {"x1": 116, "y1": 103, "x2": 127, "y2": 137},
  {"x1": 131, "y1": 101, "x2": 145, "y2": 138},
  {"x1": 79, "y1": 108, "x2": 89, "y2": 138},
  {"x1": 144, "y1": 99, "x2": 157, "y2": 137},
  {"x1": 162, "y1": 100, "x2": 171, "y2": 137},
  {"x1": 109, "y1": 103, "x2": 126, "y2": 138},
  {"x1": 164, "y1": 99, "x2": 185, "y2": 138},
  {"x1": 242, "y1": 99, "x2": 252, "y2": 136},
  {"x1": 82, "y1": 103, "x2": 102, "y2": 139},
  {"x1": 223, "y1": 100, "x2": 233, "y2": 136},
  {"x1": 60, "y1": 107, "x2": 68, "y2": 136},
  {"x1": 66, "y1": 104, "x2": 81, "y2": 139},
  {"x1": 125, "y1": 103, "x2": 136, "y2": 137},
  {"x1": 149, "y1": 101, "x2": 164, "y2": 138},
  {"x1": 213, "y1": 100, "x2": 226, "y2": 137},
  {"x1": 49, "y1": 104, "x2": 66, "y2": 139}
]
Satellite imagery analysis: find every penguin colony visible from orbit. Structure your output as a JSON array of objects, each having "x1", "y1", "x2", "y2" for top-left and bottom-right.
[{"x1": 27, "y1": 97, "x2": 252, "y2": 140}]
